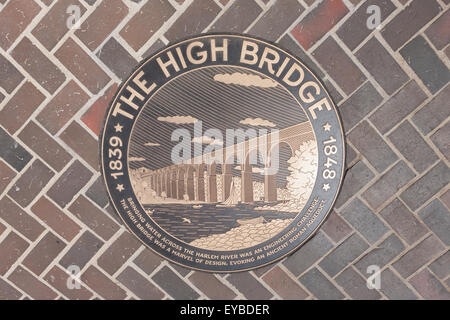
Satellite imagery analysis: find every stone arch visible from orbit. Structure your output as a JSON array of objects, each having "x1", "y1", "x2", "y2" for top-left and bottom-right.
[
  {"x1": 186, "y1": 165, "x2": 195, "y2": 201},
  {"x1": 269, "y1": 141, "x2": 293, "y2": 188}
]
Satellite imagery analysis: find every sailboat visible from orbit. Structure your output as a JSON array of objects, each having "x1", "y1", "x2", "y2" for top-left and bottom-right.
[{"x1": 217, "y1": 179, "x2": 239, "y2": 207}]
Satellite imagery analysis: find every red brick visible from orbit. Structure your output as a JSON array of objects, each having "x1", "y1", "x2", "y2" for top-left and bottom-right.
[
  {"x1": 0, "y1": 231, "x2": 29, "y2": 275},
  {"x1": 31, "y1": 196, "x2": 81, "y2": 242},
  {"x1": 120, "y1": 0, "x2": 175, "y2": 51},
  {"x1": 425, "y1": 10, "x2": 450, "y2": 50},
  {"x1": 11, "y1": 37, "x2": 66, "y2": 94},
  {"x1": 55, "y1": 38, "x2": 110, "y2": 94},
  {"x1": 409, "y1": 268, "x2": 450, "y2": 300},
  {"x1": 76, "y1": 0, "x2": 128, "y2": 51},
  {"x1": 0, "y1": 278, "x2": 22, "y2": 300},
  {"x1": 97, "y1": 37, "x2": 138, "y2": 80},
  {"x1": 0, "y1": 0, "x2": 41, "y2": 50},
  {"x1": 44, "y1": 265, "x2": 93, "y2": 300},
  {"x1": 0, "y1": 52, "x2": 24, "y2": 93},
  {"x1": 0, "y1": 160, "x2": 16, "y2": 194},
  {"x1": 82, "y1": 83, "x2": 118, "y2": 136},
  {"x1": 320, "y1": 210, "x2": 352, "y2": 243},
  {"x1": 37, "y1": 80, "x2": 90, "y2": 135},
  {"x1": 8, "y1": 265, "x2": 58, "y2": 300},
  {"x1": 262, "y1": 266, "x2": 309, "y2": 299},
  {"x1": 291, "y1": 0, "x2": 349, "y2": 50},
  {"x1": 0, "y1": 81, "x2": 46, "y2": 134},
  {"x1": 81, "y1": 265, "x2": 127, "y2": 300},
  {"x1": 188, "y1": 272, "x2": 237, "y2": 300}
]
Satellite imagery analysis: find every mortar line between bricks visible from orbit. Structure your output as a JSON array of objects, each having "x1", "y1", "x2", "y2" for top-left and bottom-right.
[
  {"x1": 314, "y1": 263, "x2": 351, "y2": 300},
  {"x1": 203, "y1": 0, "x2": 235, "y2": 34},
  {"x1": 274, "y1": 0, "x2": 316, "y2": 44},
  {"x1": 422, "y1": 26, "x2": 450, "y2": 70},
  {"x1": 242, "y1": 0, "x2": 274, "y2": 34},
  {"x1": 277, "y1": 261, "x2": 314, "y2": 299},
  {"x1": 402, "y1": 246, "x2": 449, "y2": 285},
  {"x1": 349, "y1": 264, "x2": 388, "y2": 300},
  {"x1": 253, "y1": 0, "x2": 269, "y2": 10},
  {"x1": 249, "y1": 269, "x2": 283, "y2": 300}
]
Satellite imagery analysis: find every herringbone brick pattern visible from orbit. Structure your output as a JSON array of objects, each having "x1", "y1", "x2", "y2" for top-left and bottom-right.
[{"x1": 0, "y1": 0, "x2": 448, "y2": 300}]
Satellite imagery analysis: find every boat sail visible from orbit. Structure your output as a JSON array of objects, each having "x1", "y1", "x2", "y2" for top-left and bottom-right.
[{"x1": 219, "y1": 179, "x2": 239, "y2": 206}]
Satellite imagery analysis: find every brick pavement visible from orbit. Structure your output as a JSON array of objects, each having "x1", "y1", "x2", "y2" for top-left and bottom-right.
[{"x1": 0, "y1": 0, "x2": 448, "y2": 300}]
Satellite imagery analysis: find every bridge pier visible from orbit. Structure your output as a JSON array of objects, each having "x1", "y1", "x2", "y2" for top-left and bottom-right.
[
  {"x1": 176, "y1": 168, "x2": 185, "y2": 200},
  {"x1": 222, "y1": 164, "x2": 232, "y2": 201},
  {"x1": 186, "y1": 166, "x2": 195, "y2": 201},
  {"x1": 171, "y1": 170, "x2": 177, "y2": 199},
  {"x1": 156, "y1": 174, "x2": 161, "y2": 196},
  {"x1": 196, "y1": 165, "x2": 205, "y2": 201},
  {"x1": 264, "y1": 172, "x2": 277, "y2": 202},
  {"x1": 165, "y1": 172, "x2": 171, "y2": 198},
  {"x1": 207, "y1": 164, "x2": 217, "y2": 203},
  {"x1": 241, "y1": 164, "x2": 253, "y2": 203}
]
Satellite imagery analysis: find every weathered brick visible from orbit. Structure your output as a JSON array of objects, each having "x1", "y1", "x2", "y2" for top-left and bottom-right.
[
  {"x1": 335, "y1": 267, "x2": 381, "y2": 300},
  {"x1": 152, "y1": 266, "x2": 200, "y2": 299},
  {"x1": 345, "y1": 143, "x2": 358, "y2": 169},
  {"x1": 0, "y1": 0, "x2": 41, "y2": 50},
  {"x1": 262, "y1": 266, "x2": 309, "y2": 299},
  {"x1": 298, "y1": 267, "x2": 345, "y2": 299},
  {"x1": 98, "y1": 231, "x2": 140, "y2": 275},
  {"x1": 165, "y1": 0, "x2": 220, "y2": 42},
  {"x1": 37, "y1": 80, "x2": 90, "y2": 135},
  {"x1": 188, "y1": 272, "x2": 237, "y2": 300},
  {"x1": 441, "y1": 189, "x2": 450, "y2": 210},
  {"x1": 419, "y1": 199, "x2": 450, "y2": 246},
  {"x1": 11, "y1": 37, "x2": 66, "y2": 94},
  {"x1": 60, "y1": 230, "x2": 103, "y2": 269},
  {"x1": 313, "y1": 37, "x2": 366, "y2": 95},
  {"x1": 369, "y1": 80, "x2": 427, "y2": 134},
  {"x1": 44, "y1": 265, "x2": 93, "y2": 300},
  {"x1": 8, "y1": 159, "x2": 54, "y2": 208},
  {"x1": 97, "y1": 37, "x2": 138, "y2": 80},
  {"x1": 0, "y1": 127, "x2": 32, "y2": 172},
  {"x1": 142, "y1": 39, "x2": 166, "y2": 60},
  {"x1": 0, "y1": 53, "x2": 24, "y2": 93},
  {"x1": 31, "y1": 196, "x2": 81, "y2": 242},
  {"x1": 283, "y1": 230, "x2": 333, "y2": 276},
  {"x1": 170, "y1": 263, "x2": 191, "y2": 277},
  {"x1": 0, "y1": 160, "x2": 15, "y2": 194},
  {"x1": 86, "y1": 176, "x2": 109, "y2": 208},
  {"x1": 47, "y1": 160, "x2": 93, "y2": 208},
  {"x1": 379, "y1": 268, "x2": 418, "y2": 300},
  {"x1": 348, "y1": 121, "x2": 398, "y2": 173},
  {"x1": 319, "y1": 233, "x2": 369, "y2": 277},
  {"x1": 400, "y1": 35, "x2": 449, "y2": 94},
  {"x1": 0, "y1": 278, "x2": 22, "y2": 300},
  {"x1": 339, "y1": 81, "x2": 383, "y2": 133},
  {"x1": 321, "y1": 210, "x2": 352, "y2": 244},
  {"x1": 431, "y1": 121, "x2": 449, "y2": 161},
  {"x1": 0, "y1": 81, "x2": 46, "y2": 134},
  {"x1": 227, "y1": 272, "x2": 273, "y2": 300},
  {"x1": 393, "y1": 235, "x2": 444, "y2": 278},
  {"x1": 121, "y1": 0, "x2": 175, "y2": 51},
  {"x1": 210, "y1": 0, "x2": 262, "y2": 33},
  {"x1": 425, "y1": 10, "x2": 450, "y2": 50},
  {"x1": 337, "y1": 0, "x2": 396, "y2": 51},
  {"x1": 55, "y1": 38, "x2": 110, "y2": 94},
  {"x1": 117, "y1": 266, "x2": 164, "y2": 299},
  {"x1": 22, "y1": 232, "x2": 66, "y2": 275},
  {"x1": 409, "y1": 268, "x2": 450, "y2": 300},
  {"x1": 75, "y1": 0, "x2": 128, "y2": 51},
  {"x1": 379, "y1": 198, "x2": 428, "y2": 245},
  {"x1": 248, "y1": 0, "x2": 304, "y2": 42},
  {"x1": 400, "y1": 161, "x2": 450, "y2": 211},
  {"x1": 291, "y1": 0, "x2": 348, "y2": 50},
  {"x1": 32, "y1": 0, "x2": 87, "y2": 50},
  {"x1": 381, "y1": 0, "x2": 442, "y2": 51},
  {"x1": 18, "y1": 121, "x2": 72, "y2": 172},
  {"x1": 59, "y1": 121, "x2": 99, "y2": 170},
  {"x1": 362, "y1": 161, "x2": 416, "y2": 210},
  {"x1": 8, "y1": 266, "x2": 58, "y2": 300},
  {"x1": 81, "y1": 265, "x2": 127, "y2": 300},
  {"x1": 429, "y1": 251, "x2": 450, "y2": 279},
  {"x1": 134, "y1": 249, "x2": 163, "y2": 275},
  {"x1": 0, "y1": 231, "x2": 29, "y2": 275}
]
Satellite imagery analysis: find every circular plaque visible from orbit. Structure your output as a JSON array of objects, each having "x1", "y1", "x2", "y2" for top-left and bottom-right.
[{"x1": 100, "y1": 34, "x2": 345, "y2": 272}]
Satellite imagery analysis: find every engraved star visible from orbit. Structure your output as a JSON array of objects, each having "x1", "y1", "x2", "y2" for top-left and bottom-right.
[
  {"x1": 323, "y1": 122, "x2": 332, "y2": 131},
  {"x1": 322, "y1": 183, "x2": 330, "y2": 191},
  {"x1": 114, "y1": 123, "x2": 123, "y2": 132},
  {"x1": 116, "y1": 184, "x2": 124, "y2": 192}
]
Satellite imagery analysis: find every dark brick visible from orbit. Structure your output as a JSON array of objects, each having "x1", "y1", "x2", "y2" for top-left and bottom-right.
[
  {"x1": 379, "y1": 198, "x2": 428, "y2": 245},
  {"x1": 18, "y1": 121, "x2": 72, "y2": 172},
  {"x1": 59, "y1": 121, "x2": 99, "y2": 170},
  {"x1": 8, "y1": 159, "x2": 54, "y2": 207},
  {"x1": 37, "y1": 80, "x2": 90, "y2": 135},
  {"x1": 381, "y1": 0, "x2": 442, "y2": 51},
  {"x1": 369, "y1": 80, "x2": 427, "y2": 134},
  {"x1": 22, "y1": 232, "x2": 66, "y2": 275},
  {"x1": 165, "y1": 0, "x2": 220, "y2": 42},
  {"x1": 86, "y1": 176, "x2": 109, "y2": 208},
  {"x1": 431, "y1": 121, "x2": 450, "y2": 161},
  {"x1": 362, "y1": 161, "x2": 416, "y2": 210},
  {"x1": 283, "y1": 230, "x2": 333, "y2": 276},
  {"x1": 44, "y1": 265, "x2": 93, "y2": 300},
  {"x1": 142, "y1": 39, "x2": 166, "y2": 60},
  {"x1": 210, "y1": 0, "x2": 262, "y2": 33},
  {"x1": 47, "y1": 160, "x2": 93, "y2": 208},
  {"x1": 8, "y1": 266, "x2": 58, "y2": 300},
  {"x1": 409, "y1": 268, "x2": 450, "y2": 300},
  {"x1": 345, "y1": 143, "x2": 358, "y2": 169},
  {"x1": 97, "y1": 37, "x2": 138, "y2": 80},
  {"x1": 169, "y1": 263, "x2": 190, "y2": 277},
  {"x1": 425, "y1": 10, "x2": 450, "y2": 50},
  {"x1": 121, "y1": 0, "x2": 175, "y2": 51},
  {"x1": 227, "y1": 272, "x2": 273, "y2": 300},
  {"x1": 313, "y1": 37, "x2": 366, "y2": 95},
  {"x1": 152, "y1": 266, "x2": 199, "y2": 299},
  {"x1": 400, "y1": 161, "x2": 450, "y2": 211},
  {"x1": 299, "y1": 267, "x2": 345, "y2": 299},
  {"x1": 0, "y1": 231, "x2": 29, "y2": 275},
  {"x1": 134, "y1": 249, "x2": 163, "y2": 275},
  {"x1": 324, "y1": 78, "x2": 344, "y2": 104},
  {"x1": 392, "y1": 235, "x2": 444, "y2": 278},
  {"x1": 337, "y1": 0, "x2": 396, "y2": 51},
  {"x1": 11, "y1": 37, "x2": 65, "y2": 94},
  {"x1": 0, "y1": 81, "x2": 46, "y2": 134},
  {"x1": 441, "y1": 189, "x2": 450, "y2": 210},
  {"x1": 429, "y1": 251, "x2": 450, "y2": 279},
  {"x1": 81, "y1": 265, "x2": 127, "y2": 300},
  {"x1": 336, "y1": 267, "x2": 381, "y2": 300},
  {"x1": 400, "y1": 35, "x2": 449, "y2": 94},
  {"x1": 0, "y1": 160, "x2": 15, "y2": 194},
  {"x1": 319, "y1": 233, "x2": 369, "y2": 277},
  {"x1": 248, "y1": 0, "x2": 304, "y2": 42},
  {"x1": 419, "y1": 199, "x2": 450, "y2": 246},
  {"x1": 348, "y1": 121, "x2": 398, "y2": 173},
  {"x1": 117, "y1": 266, "x2": 165, "y2": 299},
  {"x1": 0, "y1": 278, "x2": 22, "y2": 300},
  {"x1": 356, "y1": 37, "x2": 409, "y2": 95},
  {"x1": 188, "y1": 272, "x2": 237, "y2": 299},
  {"x1": 0, "y1": 53, "x2": 24, "y2": 93},
  {"x1": 291, "y1": 0, "x2": 348, "y2": 50},
  {"x1": 321, "y1": 210, "x2": 352, "y2": 243},
  {"x1": 0, "y1": 127, "x2": 32, "y2": 172},
  {"x1": 98, "y1": 231, "x2": 140, "y2": 275},
  {"x1": 262, "y1": 266, "x2": 309, "y2": 299},
  {"x1": 60, "y1": 230, "x2": 103, "y2": 269},
  {"x1": 339, "y1": 81, "x2": 383, "y2": 133},
  {"x1": 379, "y1": 268, "x2": 418, "y2": 300}
]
